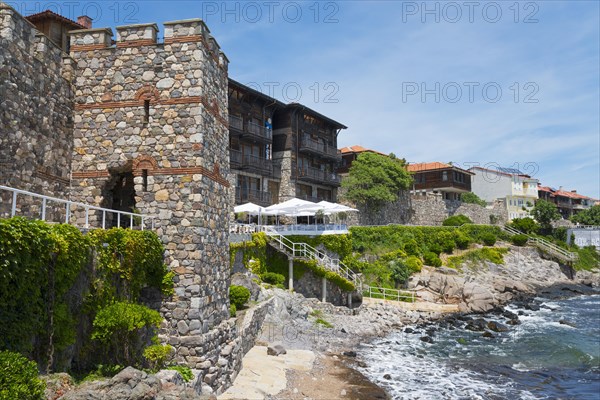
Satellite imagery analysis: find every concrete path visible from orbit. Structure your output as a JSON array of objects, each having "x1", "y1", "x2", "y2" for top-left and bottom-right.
[
  {"x1": 219, "y1": 346, "x2": 315, "y2": 400},
  {"x1": 363, "y1": 297, "x2": 460, "y2": 312}
]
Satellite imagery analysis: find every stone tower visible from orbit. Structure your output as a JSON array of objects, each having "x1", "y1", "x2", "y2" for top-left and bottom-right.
[{"x1": 68, "y1": 20, "x2": 239, "y2": 391}]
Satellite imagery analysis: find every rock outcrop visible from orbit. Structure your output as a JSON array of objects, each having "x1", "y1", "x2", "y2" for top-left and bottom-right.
[
  {"x1": 408, "y1": 246, "x2": 599, "y2": 313},
  {"x1": 58, "y1": 367, "x2": 214, "y2": 400}
]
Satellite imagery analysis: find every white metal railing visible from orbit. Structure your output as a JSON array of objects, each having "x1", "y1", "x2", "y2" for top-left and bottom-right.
[
  {"x1": 501, "y1": 225, "x2": 578, "y2": 262},
  {"x1": 0, "y1": 185, "x2": 155, "y2": 230},
  {"x1": 362, "y1": 286, "x2": 416, "y2": 303},
  {"x1": 260, "y1": 225, "x2": 362, "y2": 288}
]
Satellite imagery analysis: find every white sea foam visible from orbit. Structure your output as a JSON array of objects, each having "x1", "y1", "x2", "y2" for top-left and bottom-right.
[{"x1": 358, "y1": 332, "x2": 538, "y2": 400}]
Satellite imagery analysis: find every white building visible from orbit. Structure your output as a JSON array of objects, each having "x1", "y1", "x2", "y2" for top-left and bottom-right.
[{"x1": 469, "y1": 167, "x2": 539, "y2": 220}]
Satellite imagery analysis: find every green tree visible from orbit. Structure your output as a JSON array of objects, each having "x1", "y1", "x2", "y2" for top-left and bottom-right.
[
  {"x1": 341, "y1": 152, "x2": 412, "y2": 210},
  {"x1": 530, "y1": 200, "x2": 561, "y2": 233},
  {"x1": 571, "y1": 205, "x2": 600, "y2": 226},
  {"x1": 460, "y1": 192, "x2": 487, "y2": 207}
]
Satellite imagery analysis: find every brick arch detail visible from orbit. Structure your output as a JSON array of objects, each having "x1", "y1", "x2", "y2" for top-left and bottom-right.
[
  {"x1": 135, "y1": 85, "x2": 160, "y2": 103},
  {"x1": 132, "y1": 155, "x2": 158, "y2": 175}
]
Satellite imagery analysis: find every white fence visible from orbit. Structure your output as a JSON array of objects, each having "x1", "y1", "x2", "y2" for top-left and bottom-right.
[{"x1": 0, "y1": 185, "x2": 155, "y2": 230}]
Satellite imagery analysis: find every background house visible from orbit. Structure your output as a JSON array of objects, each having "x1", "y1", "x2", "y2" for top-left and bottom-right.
[
  {"x1": 469, "y1": 166, "x2": 539, "y2": 220},
  {"x1": 337, "y1": 145, "x2": 387, "y2": 175},
  {"x1": 407, "y1": 162, "x2": 473, "y2": 201},
  {"x1": 538, "y1": 185, "x2": 597, "y2": 219}
]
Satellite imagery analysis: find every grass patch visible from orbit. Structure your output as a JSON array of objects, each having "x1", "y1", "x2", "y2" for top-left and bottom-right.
[
  {"x1": 446, "y1": 247, "x2": 509, "y2": 269},
  {"x1": 314, "y1": 318, "x2": 333, "y2": 328},
  {"x1": 573, "y1": 246, "x2": 600, "y2": 271},
  {"x1": 309, "y1": 309, "x2": 324, "y2": 318}
]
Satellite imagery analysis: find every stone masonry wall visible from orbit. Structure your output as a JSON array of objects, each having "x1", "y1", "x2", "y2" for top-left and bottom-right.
[
  {"x1": 67, "y1": 19, "x2": 237, "y2": 393},
  {"x1": 0, "y1": 3, "x2": 73, "y2": 200},
  {"x1": 410, "y1": 193, "x2": 508, "y2": 226}
]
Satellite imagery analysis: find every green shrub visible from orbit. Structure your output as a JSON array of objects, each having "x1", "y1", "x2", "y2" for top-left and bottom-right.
[
  {"x1": 460, "y1": 192, "x2": 487, "y2": 207},
  {"x1": 260, "y1": 272, "x2": 285, "y2": 286},
  {"x1": 454, "y1": 231, "x2": 472, "y2": 249},
  {"x1": 166, "y1": 365, "x2": 194, "y2": 382},
  {"x1": 427, "y1": 243, "x2": 442, "y2": 256},
  {"x1": 481, "y1": 233, "x2": 497, "y2": 246},
  {"x1": 403, "y1": 239, "x2": 421, "y2": 256},
  {"x1": 229, "y1": 285, "x2": 251, "y2": 309},
  {"x1": 143, "y1": 344, "x2": 174, "y2": 371},
  {"x1": 229, "y1": 304, "x2": 237, "y2": 317},
  {"x1": 423, "y1": 251, "x2": 442, "y2": 267},
  {"x1": 92, "y1": 302, "x2": 162, "y2": 365},
  {"x1": 510, "y1": 234, "x2": 529, "y2": 246},
  {"x1": 509, "y1": 218, "x2": 539, "y2": 234},
  {"x1": 552, "y1": 227, "x2": 568, "y2": 243},
  {"x1": 443, "y1": 215, "x2": 473, "y2": 226},
  {"x1": 0, "y1": 351, "x2": 45, "y2": 400},
  {"x1": 79, "y1": 364, "x2": 124, "y2": 382},
  {"x1": 447, "y1": 248, "x2": 509, "y2": 269}
]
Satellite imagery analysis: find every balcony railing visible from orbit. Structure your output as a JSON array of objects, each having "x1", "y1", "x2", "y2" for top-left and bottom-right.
[
  {"x1": 229, "y1": 115, "x2": 243, "y2": 131},
  {"x1": 230, "y1": 150, "x2": 273, "y2": 175},
  {"x1": 228, "y1": 115, "x2": 273, "y2": 142},
  {"x1": 235, "y1": 187, "x2": 271, "y2": 207},
  {"x1": 298, "y1": 136, "x2": 340, "y2": 159},
  {"x1": 297, "y1": 167, "x2": 341, "y2": 186}
]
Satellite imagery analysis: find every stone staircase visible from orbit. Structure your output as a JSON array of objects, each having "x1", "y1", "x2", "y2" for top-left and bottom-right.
[{"x1": 501, "y1": 225, "x2": 578, "y2": 263}]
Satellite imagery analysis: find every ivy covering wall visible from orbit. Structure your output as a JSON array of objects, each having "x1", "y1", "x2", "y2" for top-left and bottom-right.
[{"x1": 0, "y1": 217, "x2": 172, "y2": 374}]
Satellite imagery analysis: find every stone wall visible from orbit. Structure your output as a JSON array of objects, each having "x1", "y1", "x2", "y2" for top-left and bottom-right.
[
  {"x1": 340, "y1": 187, "x2": 412, "y2": 226},
  {"x1": 410, "y1": 193, "x2": 508, "y2": 225},
  {"x1": 294, "y1": 268, "x2": 355, "y2": 307},
  {"x1": 66, "y1": 18, "x2": 236, "y2": 393},
  {"x1": 0, "y1": 3, "x2": 73, "y2": 198}
]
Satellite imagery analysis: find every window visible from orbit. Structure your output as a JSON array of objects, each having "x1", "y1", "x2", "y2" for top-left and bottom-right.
[
  {"x1": 142, "y1": 169, "x2": 148, "y2": 191},
  {"x1": 442, "y1": 171, "x2": 448, "y2": 181},
  {"x1": 143, "y1": 100, "x2": 150, "y2": 125},
  {"x1": 416, "y1": 174, "x2": 426, "y2": 184}
]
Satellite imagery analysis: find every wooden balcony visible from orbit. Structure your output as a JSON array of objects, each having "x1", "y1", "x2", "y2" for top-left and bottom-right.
[
  {"x1": 230, "y1": 150, "x2": 273, "y2": 175},
  {"x1": 228, "y1": 115, "x2": 272, "y2": 143},
  {"x1": 297, "y1": 167, "x2": 341, "y2": 186},
  {"x1": 298, "y1": 135, "x2": 340, "y2": 160},
  {"x1": 235, "y1": 187, "x2": 271, "y2": 207}
]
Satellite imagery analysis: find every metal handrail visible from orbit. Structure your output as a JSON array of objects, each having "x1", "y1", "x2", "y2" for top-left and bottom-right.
[
  {"x1": 0, "y1": 185, "x2": 155, "y2": 230},
  {"x1": 501, "y1": 225, "x2": 578, "y2": 261},
  {"x1": 260, "y1": 225, "x2": 362, "y2": 287},
  {"x1": 363, "y1": 286, "x2": 416, "y2": 302}
]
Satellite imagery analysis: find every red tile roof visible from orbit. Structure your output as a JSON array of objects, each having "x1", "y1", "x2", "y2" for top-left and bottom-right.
[
  {"x1": 25, "y1": 10, "x2": 85, "y2": 29},
  {"x1": 537, "y1": 185, "x2": 597, "y2": 201},
  {"x1": 339, "y1": 145, "x2": 386, "y2": 156},
  {"x1": 406, "y1": 162, "x2": 450, "y2": 172}
]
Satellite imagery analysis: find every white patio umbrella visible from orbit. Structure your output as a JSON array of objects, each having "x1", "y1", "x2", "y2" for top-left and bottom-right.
[
  {"x1": 265, "y1": 198, "x2": 320, "y2": 230},
  {"x1": 316, "y1": 200, "x2": 358, "y2": 213},
  {"x1": 234, "y1": 202, "x2": 264, "y2": 215}
]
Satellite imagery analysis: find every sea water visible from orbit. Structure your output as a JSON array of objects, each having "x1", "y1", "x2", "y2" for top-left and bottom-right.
[{"x1": 358, "y1": 295, "x2": 600, "y2": 399}]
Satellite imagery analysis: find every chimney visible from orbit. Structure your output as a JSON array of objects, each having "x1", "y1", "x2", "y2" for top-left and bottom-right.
[
  {"x1": 77, "y1": 15, "x2": 92, "y2": 29},
  {"x1": 571, "y1": 190, "x2": 577, "y2": 193}
]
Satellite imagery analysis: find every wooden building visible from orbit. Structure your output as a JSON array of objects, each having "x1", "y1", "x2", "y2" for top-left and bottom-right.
[
  {"x1": 337, "y1": 145, "x2": 387, "y2": 175},
  {"x1": 272, "y1": 103, "x2": 346, "y2": 203},
  {"x1": 228, "y1": 79, "x2": 285, "y2": 206},
  {"x1": 25, "y1": 10, "x2": 89, "y2": 52},
  {"x1": 228, "y1": 81, "x2": 346, "y2": 206},
  {"x1": 407, "y1": 162, "x2": 473, "y2": 201}
]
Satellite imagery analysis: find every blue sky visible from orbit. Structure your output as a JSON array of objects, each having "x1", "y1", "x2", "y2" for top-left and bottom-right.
[{"x1": 16, "y1": 1, "x2": 600, "y2": 198}]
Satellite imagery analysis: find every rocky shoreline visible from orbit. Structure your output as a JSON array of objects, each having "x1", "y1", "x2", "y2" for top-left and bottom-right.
[
  {"x1": 222, "y1": 245, "x2": 599, "y2": 399},
  {"x1": 47, "y1": 246, "x2": 598, "y2": 399}
]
